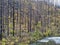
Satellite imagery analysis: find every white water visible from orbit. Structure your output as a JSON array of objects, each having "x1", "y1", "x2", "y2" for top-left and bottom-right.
[{"x1": 37, "y1": 37, "x2": 60, "y2": 44}]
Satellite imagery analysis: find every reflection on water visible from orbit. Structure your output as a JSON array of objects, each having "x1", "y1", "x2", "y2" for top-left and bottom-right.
[
  {"x1": 30, "y1": 37, "x2": 60, "y2": 45},
  {"x1": 39, "y1": 37, "x2": 60, "y2": 44}
]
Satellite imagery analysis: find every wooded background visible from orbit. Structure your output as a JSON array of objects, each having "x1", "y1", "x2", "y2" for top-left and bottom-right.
[{"x1": 0, "y1": 0, "x2": 60, "y2": 45}]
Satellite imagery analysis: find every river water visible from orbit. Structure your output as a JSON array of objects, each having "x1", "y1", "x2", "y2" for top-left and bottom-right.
[{"x1": 30, "y1": 37, "x2": 60, "y2": 45}]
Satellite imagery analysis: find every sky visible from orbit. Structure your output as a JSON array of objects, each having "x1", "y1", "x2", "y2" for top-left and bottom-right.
[
  {"x1": 50, "y1": 0, "x2": 60, "y2": 6},
  {"x1": 35, "y1": 0, "x2": 60, "y2": 6},
  {"x1": 36, "y1": 0, "x2": 60, "y2": 6}
]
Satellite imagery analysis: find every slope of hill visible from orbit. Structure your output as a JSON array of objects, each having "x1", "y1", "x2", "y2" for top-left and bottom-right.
[
  {"x1": 1, "y1": 0, "x2": 60, "y2": 36},
  {"x1": 1, "y1": 0, "x2": 60, "y2": 45}
]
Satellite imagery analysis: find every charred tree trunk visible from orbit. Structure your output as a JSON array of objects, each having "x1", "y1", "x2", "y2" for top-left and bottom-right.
[
  {"x1": 28, "y1": 1, "x2": 32, "y2": 32},
  {"x1": 19, "y1": 0, "x2": 21, "y2": 37},
  {"x1": 13, "y1": 0, "x2": 15, "y2": 36},
  {"x1": 0, "y1": 0, "x2": 2, "y2": 40},
  {"x1": 7, "y1": 0, "x2": 9, "y2": 36}
]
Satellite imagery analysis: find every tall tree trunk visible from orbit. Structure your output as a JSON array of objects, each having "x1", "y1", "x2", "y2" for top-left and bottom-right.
[
  {"x1": 0, "y1": 0, "x2": 2, "y2": 40},
  {"x1": 7, "y1": 0, "x2": 9, "y2": 36},
  {"x1": 19, "y1": 0, "x2": 21, "y2": 37},
  {"x1": 13, "y1": 0, "x2": 15, "y2": 36},
  {"x1": 28, "y1": 0, "x2": 32, "y2": 32}
]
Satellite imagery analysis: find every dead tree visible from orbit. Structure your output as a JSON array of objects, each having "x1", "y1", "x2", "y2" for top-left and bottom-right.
[
  {"x1": 19, "y1": 0, "x2": 21, "y2": 37},
  {"x1": 12, "y1": 0, "x2": 15, "y2": 36},
  {"x1": 28, "y1": 0, "x2": 32, "y2": 32},
  {"x1": 7, "y1": 0, "x2": 9, "y2": 36},
  {"x1": 0, "y1": 0, "x2": 2, "y2": 40}
]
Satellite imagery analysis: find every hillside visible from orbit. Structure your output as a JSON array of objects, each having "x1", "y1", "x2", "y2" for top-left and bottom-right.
[
  {"x1": 2, "y1": 0, "x2": 60, "y2": 38},
  {"x1": 1, "y1": 0, "x2": 60, "y2": 45}
]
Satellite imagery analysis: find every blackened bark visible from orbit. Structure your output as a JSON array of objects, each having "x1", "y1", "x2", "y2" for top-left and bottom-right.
[
  {"x1": 0, "y1": 0, "x2": 2, "y2": 40},
  {"x1": 7, "y1": 0, "x2": 9, "y2": 36},
  {"x1": 28, "y1": 1, "x2": 32, "y2": 32},
  {"x1": 13, "y1": 0, "x2": 15, "y2": 36},
  {"x1": 19, "y1": 0, "x2": 21, "y2": 37}
]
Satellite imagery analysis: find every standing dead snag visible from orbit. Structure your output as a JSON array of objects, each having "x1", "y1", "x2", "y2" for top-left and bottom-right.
[
  {"x1": 12, "y1": 0, "x2": 15, "y2": 36},
  {"x1": 0, "y1": 0, "x2": 2, "y2": 40}
]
